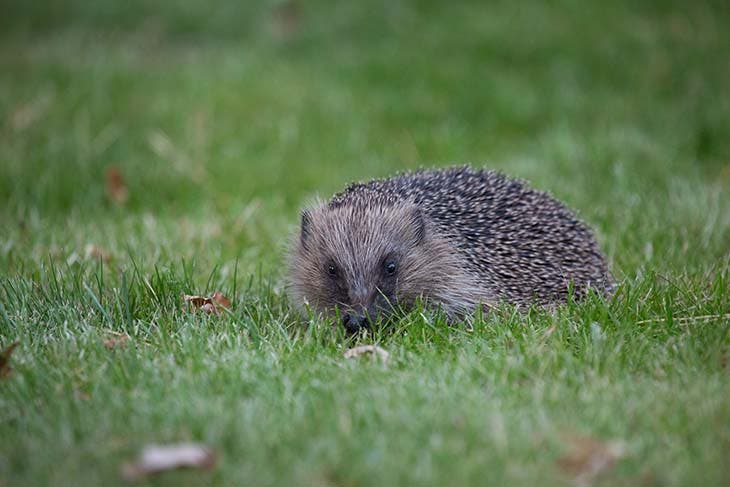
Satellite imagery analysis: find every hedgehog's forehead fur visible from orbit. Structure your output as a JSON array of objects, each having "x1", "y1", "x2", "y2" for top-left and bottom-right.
[{"x1": 300, "y1": 200, "x2": 423, "y2": 276}]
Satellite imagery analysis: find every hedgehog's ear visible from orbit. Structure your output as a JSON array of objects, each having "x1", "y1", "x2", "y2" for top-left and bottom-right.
[
  {"x1": 408, "y1": 207, "x2": 426, "y2": 246},
  {"x1": 300, "y1": 210, "x2": 312, "y2": 250}
]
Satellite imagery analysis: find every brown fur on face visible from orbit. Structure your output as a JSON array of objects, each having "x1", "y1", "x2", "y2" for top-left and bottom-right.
[{"x1": 288, "y1": 200, "x2": 488, "y2": 324}]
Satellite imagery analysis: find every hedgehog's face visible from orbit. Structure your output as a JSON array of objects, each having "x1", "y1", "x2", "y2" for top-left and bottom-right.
[{"x1": 289, "y1": 202, "x2": 433, "y2": 333}]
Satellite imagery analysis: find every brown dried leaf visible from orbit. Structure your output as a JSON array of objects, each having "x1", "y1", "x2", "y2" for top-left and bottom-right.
[
  {"x1": 211, "y1": 291, "x2": 231, "y2": 310},
  {"x1": 557, "y1": 434, "x2": 625, "y2": 486},
  {"x1": 344, "y1": 345, "x2": 389, "y2": 364},
  {"x1": 75, "y1": 389, "x2": 91, "y2": 401},
  {"x1": 183, "y1": 294, "x2": 211, "y2": 308},
  {"x1": 183, "y1": 292, "x2": 232, "y2": 315},
  {"x1": 106, "y1": 166, "x2": 129, "y2": 205},
  {"x1": 85, "y1": 243, "x2": 112, "y2": 263},
  {"x1": 0, "y1": 342, "x2": 19, "y2": 379},
  {"x1": 103, "y1": 335, "x2": 129, "y2": 349},
  {"x1": 271, "y1": 0, "x2": 302, "y2": 39},
  {"x1": 121, "y1": 443, "x2": 216, "y2": 481}
]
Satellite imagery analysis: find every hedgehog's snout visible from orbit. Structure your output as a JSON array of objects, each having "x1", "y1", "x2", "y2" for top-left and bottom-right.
[{"x1": 342, "y1": 312, "x2": 370, "y2": 334}]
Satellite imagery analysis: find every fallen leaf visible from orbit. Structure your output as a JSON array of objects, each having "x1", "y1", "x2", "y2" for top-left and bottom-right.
[
  {"x1": 183, "y1": 292, "x2": 232, "y2": 315},
  {"x1": 271, "y1": 0, "x2": 302, "y2": 39},
  {"x1": 0, "y1": 342, "x2": 19, "y2": 379},
  {"x1": 74, "y1": 389, "x2": 91, "y2": 401},
  {"x1": 343, "y1": 345, "x2": 389, "y2": 364},
  {"x1": 183, "y1": 294, "x2": 210, "y2": 308},
  {"x1": 85, "y1": 243, "x2": 112, "y2": 263},
  {"x1": 211, "y1": 291, "x2": 231, "y2": 310},
  {"x1": 556, "y1": 433, "x2": 625, "y2": 486},
  {"x1": 103, "y1": 334, "x2": 129, "y2": 349},
  {"x1": 106, "y1": 166, "x2": 129, "y2": 205},
  {"x1": 121, "y1": 443, "x2": 216, "y2": 481}
]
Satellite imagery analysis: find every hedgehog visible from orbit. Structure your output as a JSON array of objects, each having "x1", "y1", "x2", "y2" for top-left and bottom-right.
[{"x1": 288, "y1": 166, "x2": 614, "y2": 333}]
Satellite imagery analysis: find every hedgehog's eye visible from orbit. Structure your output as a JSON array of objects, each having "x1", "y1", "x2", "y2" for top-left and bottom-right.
[
  {"x1": 384, "y1": 261, "x2": 397, "y2": 276},
  {"x1": 327, "y1": 264, "x2": 338, "y2": 277}
]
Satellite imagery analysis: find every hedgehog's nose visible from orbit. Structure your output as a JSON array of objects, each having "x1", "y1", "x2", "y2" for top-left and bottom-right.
[{"x1": 342, "y1": 313, "x2": 370, "y2": 334}]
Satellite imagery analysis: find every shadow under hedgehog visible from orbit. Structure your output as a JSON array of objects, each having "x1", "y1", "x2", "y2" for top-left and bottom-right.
[{"x1": 288, "y1": 166, "x2": 614, "y2": 333}]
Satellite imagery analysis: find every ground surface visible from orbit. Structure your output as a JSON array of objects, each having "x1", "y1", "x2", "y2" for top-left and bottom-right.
[{"x1": 1, "y1": 1, "x2": 729, "y2": 485}]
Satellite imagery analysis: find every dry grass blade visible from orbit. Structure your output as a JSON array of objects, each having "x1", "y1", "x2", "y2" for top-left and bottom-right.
[
  {"x1": 635, "y1": 313, "x2": 730, "y2": 325},
  {"x1": 542, "y1": 324, "x2": 558, "y2": 339},
  {"x1": 120, "y1": 443, "x2": 216, "y2": 481},
  {"x1": 344, "y1": 345, "x2": 389, "y2": 364}
]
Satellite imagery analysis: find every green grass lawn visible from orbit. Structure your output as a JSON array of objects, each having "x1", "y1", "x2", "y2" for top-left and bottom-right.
[{"x1": 1, "y1": 1, "x2": 729, "y2": 485}]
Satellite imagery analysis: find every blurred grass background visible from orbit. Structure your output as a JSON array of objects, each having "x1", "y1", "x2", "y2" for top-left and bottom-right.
[
  {"x1": 1, "y1": 1, "x2": 729, "y2": 486},
  {"x1": 2, "y1": 0, "x2": 729, "y2": 275}
]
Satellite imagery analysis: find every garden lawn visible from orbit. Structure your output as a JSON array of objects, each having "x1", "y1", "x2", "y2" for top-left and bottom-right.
[{"x1": 1, "y1": 1, "x2": 729, "y2": 485}]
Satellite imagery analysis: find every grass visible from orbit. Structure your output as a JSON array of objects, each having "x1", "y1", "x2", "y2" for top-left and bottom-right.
[{"x1": 1, "y1": 0, "x2": 729, "y2": 485}]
